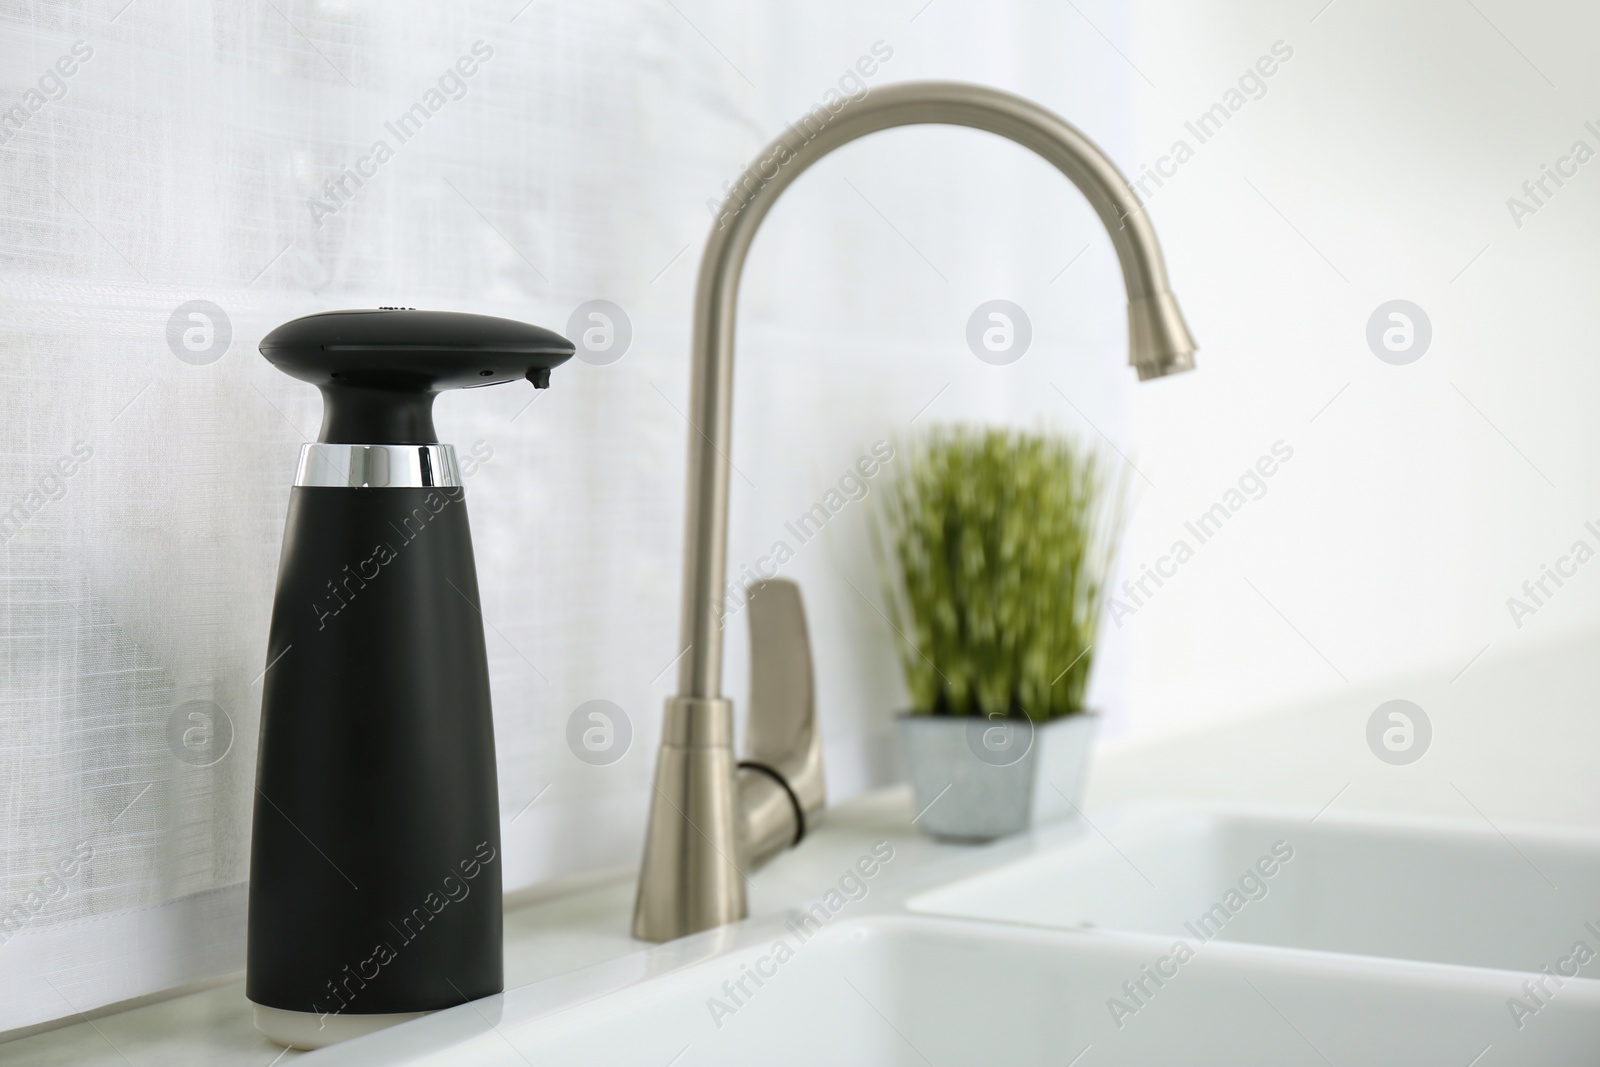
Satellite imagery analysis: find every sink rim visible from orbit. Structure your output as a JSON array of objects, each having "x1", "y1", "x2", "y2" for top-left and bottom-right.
[{"x1": 303, "y1": 910, "x2": 1600, "y2": 1065}]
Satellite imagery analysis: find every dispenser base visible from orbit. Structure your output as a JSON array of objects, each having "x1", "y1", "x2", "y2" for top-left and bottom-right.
[{"x1": 252, "y1": 1002, "x2": 432, "y2": 1049}]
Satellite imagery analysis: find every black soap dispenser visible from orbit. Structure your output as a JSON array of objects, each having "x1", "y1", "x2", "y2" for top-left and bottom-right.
[{"x1": 247, "y1": 309, "x2": 573, "y2": 1049}]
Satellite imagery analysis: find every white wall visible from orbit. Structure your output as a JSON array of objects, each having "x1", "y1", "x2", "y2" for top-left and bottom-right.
[{"x1": 1114, "y1": 0, "x2": 1600, "y2": 739}]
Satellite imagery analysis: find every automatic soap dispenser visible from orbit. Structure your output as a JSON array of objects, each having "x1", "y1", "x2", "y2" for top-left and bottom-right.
[{"x1": 246, "y1": 308, "x2": 573, "y2": 1048}]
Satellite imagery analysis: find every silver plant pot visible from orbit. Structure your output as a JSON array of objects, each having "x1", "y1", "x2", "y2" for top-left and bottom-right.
[{"x1": 897, "y1": 711, "x2": 1098, "y2": 841}]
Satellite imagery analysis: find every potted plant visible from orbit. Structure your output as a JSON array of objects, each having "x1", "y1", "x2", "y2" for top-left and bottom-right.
[{"x1": 875, "y1": 426, "x2": 1123, "y2": 840}]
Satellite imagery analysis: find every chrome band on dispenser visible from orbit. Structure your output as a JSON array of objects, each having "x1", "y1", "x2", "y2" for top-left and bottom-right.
[{"x1": 294, "y1": 444, "x2": 462, "y2": 488}]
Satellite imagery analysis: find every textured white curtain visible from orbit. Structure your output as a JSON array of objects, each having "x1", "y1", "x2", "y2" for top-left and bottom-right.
[{"x1": 0, "y1": 0, "x2": 1136, "y2": 1031}]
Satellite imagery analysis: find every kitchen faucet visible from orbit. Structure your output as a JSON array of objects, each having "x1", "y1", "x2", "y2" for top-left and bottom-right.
[{"x1": 633, "y1": 80, "x2": 1197, "y2": 942}]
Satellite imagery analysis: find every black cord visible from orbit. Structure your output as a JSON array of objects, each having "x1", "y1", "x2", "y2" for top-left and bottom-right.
[{"x1": 737, "y1": 761, "x2": 806, "y2": 847}]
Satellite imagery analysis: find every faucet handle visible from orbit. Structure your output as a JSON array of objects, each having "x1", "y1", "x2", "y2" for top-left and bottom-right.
[{"x1": 737, "y1": 579, "x2": 825, "y2": 868}]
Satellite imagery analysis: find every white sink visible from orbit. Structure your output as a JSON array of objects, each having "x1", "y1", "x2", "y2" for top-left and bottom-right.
[
  {"x1": 305, "y1": 805, "x2": 1600, "y2": 1066},
  {"x1": 908, "y1": 805, "x2": 1600, "y2": 975}
]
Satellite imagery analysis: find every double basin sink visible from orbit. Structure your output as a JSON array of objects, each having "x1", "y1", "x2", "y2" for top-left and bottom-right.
[{"x1": 306, "y1": 803, "x2": 1600, "y2": 1065}]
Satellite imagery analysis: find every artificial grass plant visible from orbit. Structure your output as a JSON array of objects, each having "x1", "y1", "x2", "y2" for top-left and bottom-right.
[{"x1": 875, "y1": 426, "x2": 1124, "y2": 721}]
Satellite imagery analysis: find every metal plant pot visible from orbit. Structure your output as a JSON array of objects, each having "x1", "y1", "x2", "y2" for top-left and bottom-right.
[{"x1": 897, "y1": 711, "x2": 1098, "y2": 841}]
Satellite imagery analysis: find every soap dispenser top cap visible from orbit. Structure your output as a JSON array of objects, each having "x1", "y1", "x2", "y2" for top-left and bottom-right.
[{"x1": 260, "y1": 308, "x2": 575, "y2": 445}]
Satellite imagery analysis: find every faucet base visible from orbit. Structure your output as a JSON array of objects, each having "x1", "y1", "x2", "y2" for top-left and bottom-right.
[{"x1": 632, "y1": 697, "x2": 748, "y2": 942}]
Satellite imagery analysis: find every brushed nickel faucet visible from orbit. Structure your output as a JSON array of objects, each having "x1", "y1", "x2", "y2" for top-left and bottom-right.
[{"x1": 633, "y1": 80, "x2": 1197, "y2": 943}]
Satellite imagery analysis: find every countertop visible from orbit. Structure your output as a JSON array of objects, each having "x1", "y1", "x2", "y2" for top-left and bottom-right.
[{"x1": 7, "y1": 627, "x2": 1599, "y2": 1065}]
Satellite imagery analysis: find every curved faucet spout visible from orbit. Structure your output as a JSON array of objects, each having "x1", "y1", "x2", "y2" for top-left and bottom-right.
[
  {"x1": 634, "y1": 80, "x2": 1196, "y2": 943},
  {"x1": 679, "y1": 79, "x2": 1195, "y2": 701}
]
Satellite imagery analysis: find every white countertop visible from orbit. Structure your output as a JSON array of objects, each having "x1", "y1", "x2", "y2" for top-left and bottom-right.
[{"x1": 8, "y1": 626, "x2": 1599, "y2": 1065}]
